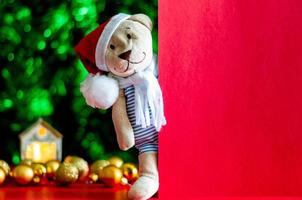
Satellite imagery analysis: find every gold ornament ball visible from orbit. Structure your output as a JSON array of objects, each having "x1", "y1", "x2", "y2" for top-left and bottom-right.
[
  {"x1": 55, "y1": 163, "x2": 79, "y2": 184},
  {"x1": 108, "y1": 156, "x2": 123, "y2": 168},
  {"x1": 0, "y1": 167, "x2": 6, "y2": 185},
  {"x1": 99, "y1": 165, "x2": 123, "y2": 187},
  {"x1": 20, "y1": 159, "x2": 33, "y2": 166},
  {"x1": 88, "y1": 173, "x2": 99, "y2": 183},
  {"x1": 90, "y1": 160, "x2": 110, "y2": 174},
  {"x1": 45, "y1": 160, "x2": 60, "y2": 179},
  {"x1": 13, "y1": 165, "x2": 34, "y2": 185},
  {"x1": 9, "y1": 171, "x2": 14, "y2": 178},
  {"x1": 64, "y1": 156, "x2": 89, "y2": 180},
  {"x1": 121, "y1": 163, "x2": 138, "y2": 182},
  {"x1": 120, "y1": 177, "x2": 128, "y2": 185},
  {"x1": 31, "y1": 163, "x2": 46, "y2": 177},
  {"x1": 63, "y1": 155, "x2": 73, "y2": 163},
  {"x1": 33, "y1": 176, "x2": 41, "y2": 184},
  {"x1": 0, "y1": 160, "x2": 10, "y2": 176}
]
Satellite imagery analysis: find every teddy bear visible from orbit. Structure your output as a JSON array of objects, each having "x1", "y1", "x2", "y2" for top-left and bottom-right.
[{"x1": 74, "y1": 13, "x2": 166, "y2": 200}]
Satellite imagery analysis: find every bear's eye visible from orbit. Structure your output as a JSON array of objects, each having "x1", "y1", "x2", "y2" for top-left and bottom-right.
[
  {"x1": 127, "y1": 34, "x2": 131, "y2": 39},
  {"x1": 110, "y1": 44, "x2": 115, "y2": 50}
]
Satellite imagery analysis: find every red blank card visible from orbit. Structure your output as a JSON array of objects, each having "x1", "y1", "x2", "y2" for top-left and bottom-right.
[{"x1": 159, "y1": 0, "x2": 302, "y2": 198}]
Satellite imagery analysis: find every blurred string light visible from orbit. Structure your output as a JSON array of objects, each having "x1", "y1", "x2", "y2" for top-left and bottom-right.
[
  {"x1": 4, "y1": 14, "x2": 14, "y2": 25},
  {"x1": 12, "y1": 152, "x2": 20, "y2": 165},
  {"x1": 10, "y1": 123, "x2": 22, "y2": 132},
  {"x1": 0, "y1": 27, "x2": 21, "y2": 44},
  {"x1": 43, "y1": 29, "x2": 52, "y2": 38},
  {"x1": 0, "y1": 0, "x2": 157, "y2": 163},
  {"x1": 49, "y1": 5, "x2": 70, "y2": 32},
  {"x1": 81, "y1": 132, "x2": 104, "y2": 160},
  {"x1": 1, "y1": 68, "x2": 10, "y2": 79},
  {"x1": 71, "y1": 0, "x2": 100, "y2": 30},
  {"x1": 24, "y1": 24, "x2": 31, "y2": 32},
  {"x1": 43, "y1": 4, "x2": 73, "y2": 59},
  {"x1": 0, "y1": 99, "x2": 13, "y2": 112},
  {"x1": 7, "y1": 53, "x2": 14, "y2": 61},
  {"x1": 15, "y1": 7, "x2": 31, "y2": 21},
  {"x1": 28, "y1": 88, "x2": 54, "y2": 118}
]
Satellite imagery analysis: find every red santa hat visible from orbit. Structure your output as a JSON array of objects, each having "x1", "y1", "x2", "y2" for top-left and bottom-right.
[
  {"x1": 75, "y1": 13, "x2": 130, "y2": 73},
  {"x1": 74, "y1": 13, "x2": 130, "y2": 109}
]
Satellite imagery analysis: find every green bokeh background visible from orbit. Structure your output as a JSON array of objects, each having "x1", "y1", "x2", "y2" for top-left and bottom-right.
[{"x1": 0, "y1": 0, "x2": 157, "y2": 164}]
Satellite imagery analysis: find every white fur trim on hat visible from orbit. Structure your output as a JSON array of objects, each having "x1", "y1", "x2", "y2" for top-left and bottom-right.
[
  {"x1": 80, "y1": 74, "x2": 119, "y2": 109},
  {"x1": 95, "y1": 13, "x2": 130, "y2": 72}
]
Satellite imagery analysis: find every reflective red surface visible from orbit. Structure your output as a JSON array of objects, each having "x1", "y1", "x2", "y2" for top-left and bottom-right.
[{"x1": 0, "y1": 184, "x2": 130, "y2": 200}]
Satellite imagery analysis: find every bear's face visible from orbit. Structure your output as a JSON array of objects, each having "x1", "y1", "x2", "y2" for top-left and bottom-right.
[{"x1": 105, "y1": 14, "x2": 153, "y2": 77}]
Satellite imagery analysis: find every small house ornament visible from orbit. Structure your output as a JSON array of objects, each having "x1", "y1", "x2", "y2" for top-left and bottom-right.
[{"x1": 19, "y1": 118, "x2": 63, "y2": 163}]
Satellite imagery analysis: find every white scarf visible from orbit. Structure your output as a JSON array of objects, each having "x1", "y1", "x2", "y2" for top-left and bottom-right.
[{"x1": 113, "y1": 58, "x2": 166, "y2": 131}]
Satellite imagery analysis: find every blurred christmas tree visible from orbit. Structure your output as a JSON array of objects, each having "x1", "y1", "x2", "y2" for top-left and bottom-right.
[{"x1": 0, "y1": 0, "x2": 157, "y2": 164}]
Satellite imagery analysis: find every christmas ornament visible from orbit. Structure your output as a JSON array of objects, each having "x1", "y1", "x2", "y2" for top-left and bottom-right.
[
  {"x1": 33, "y1": 176, "x2": 41, "y2": 184},
  {"x1": 9, "y1": 171, "x2": 14, "y2": 178},
  {"x1": 90, "y1": 160, "x2": 110, "y2": 174},
  {"x1": 121, "y1": 163, "x2": 138, "y2": 182},
  {"x1": 108, "y1": 156, "x2": 123, "y2": 168},
  {"x1": 64, "y1": 156, "x2": 89, "y2": 180},
  {"x1": 0, "y1": 167, "x2": 6, "y2": 185},
  {"x1": 13, "y1": 164, "x2": 34, "y2": 185},
  {"x1": 88, "y1": 173, "x2": 98, "y2": 183},
  {"x1": 20, "y1": 159, "x2": 33, "y2": 166},
  {"x1": 55, "y1": 163, "x2": 79, "y2": 184},
  {"x1": 45, "y1": 160, "x2": 60, "y2": 179},
  {"x1": 0, "y1": 160, "x2": 10, "y2": 176},
  {"x1": 99, "y1": 165, "x2": 123, "y2": 187},
  {"x1": 120, "y1": 177, "x2": 128, "y2": 185},
  {"x1": 31, "y1": 163, "x2": 46, "y2": 177}
]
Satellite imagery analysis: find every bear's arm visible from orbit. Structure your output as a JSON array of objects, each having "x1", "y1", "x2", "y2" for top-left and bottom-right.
[{"x1": 112, "y1": 89, "x2": 135, "y2": 151}]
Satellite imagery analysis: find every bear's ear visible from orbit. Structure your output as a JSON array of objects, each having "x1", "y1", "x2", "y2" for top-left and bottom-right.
[{"x1": 128, "y1": 14, "x2": 153, "y2": 31}]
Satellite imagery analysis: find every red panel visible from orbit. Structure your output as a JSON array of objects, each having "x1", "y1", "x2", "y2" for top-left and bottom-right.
[{"x1": 159, "y1": 0, "x2": 302, "y2": 198}]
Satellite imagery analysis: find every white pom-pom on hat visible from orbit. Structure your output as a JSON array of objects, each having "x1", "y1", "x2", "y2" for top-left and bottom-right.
[{"x1": 80, "y1": 74, "x2": 119, "y2": 109}]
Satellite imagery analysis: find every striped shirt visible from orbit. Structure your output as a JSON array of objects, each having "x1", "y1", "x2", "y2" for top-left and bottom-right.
[{"x1": 124, "y1": 85, "x2": 158, "y2": 154}]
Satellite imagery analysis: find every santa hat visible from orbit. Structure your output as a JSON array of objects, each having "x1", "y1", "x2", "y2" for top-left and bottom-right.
[
  {"x1": 74, "y1": 13, "x2": 130, "y2": 109},
  {"x1": 75, "y1": 13, "x2": 130, "y2": 73}
]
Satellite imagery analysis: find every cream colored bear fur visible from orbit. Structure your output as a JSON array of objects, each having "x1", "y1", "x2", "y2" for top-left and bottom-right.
[
  {"x1": 77, "y1": 13, "x2": 162, "y2": 200},
  {"x1": 108, "y1": 14, "x2": 159, "y2": 200}
]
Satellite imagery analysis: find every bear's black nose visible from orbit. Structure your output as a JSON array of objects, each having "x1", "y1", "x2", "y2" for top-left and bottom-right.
[{"x1": 118, "y1": 50, "x2": 132, "y2": 60}]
